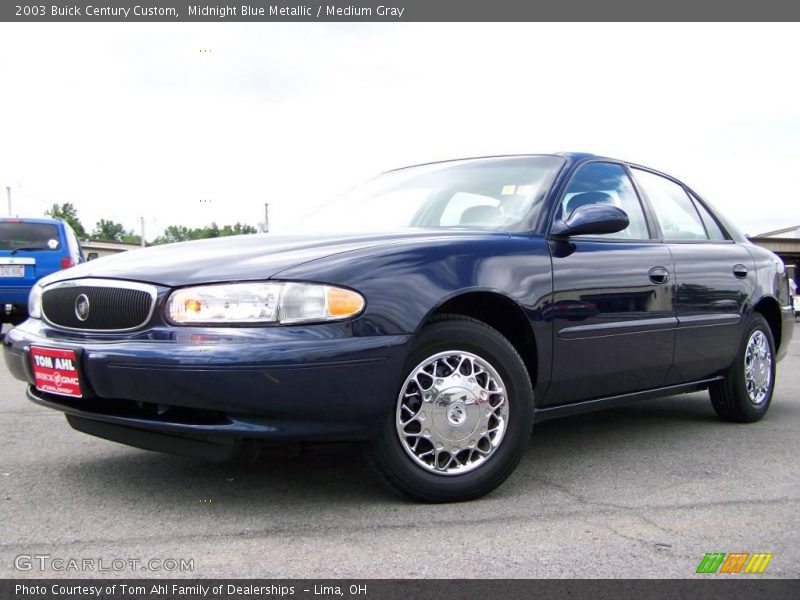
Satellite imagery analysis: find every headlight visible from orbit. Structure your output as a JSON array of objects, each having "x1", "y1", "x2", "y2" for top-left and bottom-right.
[
  {"x1": 166, "y1": 282, "x2": 365, "y2": 326},
  {"x1": 28, "y1": 283, "x2": 43, "y2": 319}
]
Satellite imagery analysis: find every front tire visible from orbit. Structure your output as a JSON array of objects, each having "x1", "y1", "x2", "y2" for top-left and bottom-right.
[
  {"x1": 709, "y1": 313, "x2": 776, "y2": 423},
  {"x1": 370, "y1": 315, "x2": 534, "y2": 502}
]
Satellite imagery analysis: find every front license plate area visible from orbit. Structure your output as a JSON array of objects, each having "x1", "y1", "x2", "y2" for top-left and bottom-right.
[{"x1": 30, "y1": 346, "x2": 83, "y2": 398}]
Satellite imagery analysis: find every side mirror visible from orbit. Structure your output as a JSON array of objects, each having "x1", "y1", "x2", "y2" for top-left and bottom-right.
[
  {"x1": 550, "y1": 204, "x2": 630, "y2": 237},
  {"x1": 87, "y1": 252, "x2": 99, "y2": 261}
]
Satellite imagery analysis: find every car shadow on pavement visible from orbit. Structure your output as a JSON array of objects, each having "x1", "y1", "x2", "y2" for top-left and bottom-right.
[
  {"x1": 57, "y1": 391, "x2": 750, "y2": 508},
  {"x1": 67, "y1": 439, "x2": 389, "y2": 506}
]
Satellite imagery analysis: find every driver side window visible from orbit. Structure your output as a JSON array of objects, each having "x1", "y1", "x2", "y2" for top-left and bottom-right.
[{"x1": 560, "y1": 162, "x2": 651, "y2": 240}]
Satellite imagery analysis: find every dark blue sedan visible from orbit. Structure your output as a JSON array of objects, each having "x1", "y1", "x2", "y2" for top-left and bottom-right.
[{"x1": 3, "y1": 153, "x2": 794, "y2": 502}]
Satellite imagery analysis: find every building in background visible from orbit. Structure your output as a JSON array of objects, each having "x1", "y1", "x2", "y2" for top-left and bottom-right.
[
  {"x1": 749, "y1": 226, "x2": 800, "y2": 296},
  {"x1": 81, "y1": 239, "x2": 142, "y2": 261}
]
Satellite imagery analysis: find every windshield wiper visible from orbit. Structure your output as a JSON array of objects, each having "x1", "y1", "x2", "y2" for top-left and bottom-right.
[{"x1": 9, "y1": 247, "x2": 48, "y2": 254}]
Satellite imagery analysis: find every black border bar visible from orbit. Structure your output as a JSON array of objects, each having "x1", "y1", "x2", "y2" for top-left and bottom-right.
[
  {"x1": 3, "y1": 579, "x2": 800, "y2": 600},
  {"x1": 3, "y1": 0, "x2": 800, "y2": 22}
]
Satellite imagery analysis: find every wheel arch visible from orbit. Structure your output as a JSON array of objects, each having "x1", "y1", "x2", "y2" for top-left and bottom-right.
[
  {"x1": 419, "y1": 290, "x2": 538, "y2": 392},
  {"x1": 751, "y1": 295, "x2": 782, "y2": 354}
]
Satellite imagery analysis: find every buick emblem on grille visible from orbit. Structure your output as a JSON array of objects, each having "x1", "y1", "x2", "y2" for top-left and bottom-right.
[
  {"x1": 42, "y1": 279, "x2": 156, "y2": 331},
  {"x1": 74, "y1": 294, "x2": 90, "y2": 322}
]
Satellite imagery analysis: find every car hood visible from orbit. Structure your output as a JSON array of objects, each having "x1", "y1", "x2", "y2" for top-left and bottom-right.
[{"x1": 46, "y1": 230, "x2": 505, "y2": 288}]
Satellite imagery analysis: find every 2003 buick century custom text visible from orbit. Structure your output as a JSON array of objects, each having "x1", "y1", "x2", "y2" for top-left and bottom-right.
[{"x1": 4, "y1": 153, "x2": 794, "y2": 502}]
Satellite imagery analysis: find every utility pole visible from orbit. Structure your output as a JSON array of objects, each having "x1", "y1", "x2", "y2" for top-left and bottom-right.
[
  {"x1": 5, "y1": 186, "x2": 10, "y2": 216},
  {"x1": 139, "y1": 216, "x2": 146, "y2": 247},
  {"x1": 263, "y1": 202, "x2": 270, "y2": 233}
]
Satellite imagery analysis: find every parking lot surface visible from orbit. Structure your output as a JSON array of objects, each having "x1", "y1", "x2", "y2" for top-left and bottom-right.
[{"x1": 1, "y1": 326, "x2": 798, "y2": 578}]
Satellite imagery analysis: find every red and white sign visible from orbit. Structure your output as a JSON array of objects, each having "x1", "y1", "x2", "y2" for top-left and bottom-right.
[{"x1": 30, "y1": 346, "x2": 82, "y2": 398}]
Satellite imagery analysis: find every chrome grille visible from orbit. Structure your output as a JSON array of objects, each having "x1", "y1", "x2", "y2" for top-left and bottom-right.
[{"x1": 41, "y1": 279, "x2": 157, "y2": 331}]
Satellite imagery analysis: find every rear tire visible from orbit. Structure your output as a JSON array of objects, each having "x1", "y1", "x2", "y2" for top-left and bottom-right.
[
  {"x1": 369, "y1": 315, "x2": 534, "y2": 503},
  {"x1": 709, "y1": 313, "x2": 776, "y2": 423}
]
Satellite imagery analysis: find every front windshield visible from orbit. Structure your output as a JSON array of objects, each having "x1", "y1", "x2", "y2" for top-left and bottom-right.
[{"x1": 288, "y1": 155, "x2": 564, "y2": 234}]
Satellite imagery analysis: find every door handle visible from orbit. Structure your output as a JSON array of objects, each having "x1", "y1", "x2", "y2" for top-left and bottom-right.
[
  {"x1": 649, "y1": 266, "x2": 670, "y2": 284},
  {"x1": 733, "y1": 264, "x2": 749, "y2": 279}
]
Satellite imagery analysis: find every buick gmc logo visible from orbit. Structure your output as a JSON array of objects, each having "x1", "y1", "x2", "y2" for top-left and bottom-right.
[{"x1": 74, "y1": 294, "x2": 90, "y2": 322}]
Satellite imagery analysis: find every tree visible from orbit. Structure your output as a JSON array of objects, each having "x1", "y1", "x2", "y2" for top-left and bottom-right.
[
  {"x1": 220, "y1": 222, "x2": 258, "y2": 236},
  {"x1": 152, "y1": 222, "x2": 257, "y2": 245},
  {"x1": 46, "y1": 203, "x2": 87, "y2": 238},
  {"x1": 121, "y1": 233, "x2": 142, "y2": 245},
  {"x1": 153, "y1": 225, "x2": 192, "y2": 245},
  {"x1": 201, "y1": 222, "x2": 220, "y2": 239},
  {"x1": 92, "y1": 219, "x2": 127, "y2": 242}
]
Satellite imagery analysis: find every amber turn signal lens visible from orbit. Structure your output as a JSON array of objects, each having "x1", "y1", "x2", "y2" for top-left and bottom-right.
[
  {"x1": 185, "y1": 299, "x2": 202, "y2": 313},
  {"x1": 326, "y1": 288, "x2": 365, "y2": 317}
]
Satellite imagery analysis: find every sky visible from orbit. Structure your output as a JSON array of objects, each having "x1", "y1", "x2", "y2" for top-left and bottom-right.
[{"x1": 0, "y1": 22, "x2": 798, "y2": 239}]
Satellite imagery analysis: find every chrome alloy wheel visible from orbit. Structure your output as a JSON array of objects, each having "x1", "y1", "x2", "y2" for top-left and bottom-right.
[
  {"x1": 396, "y1": 351, "x2": 509, "y2": 475},
  {"x1": 744, "y1": 330, "x2": 772, "y2": 405}
]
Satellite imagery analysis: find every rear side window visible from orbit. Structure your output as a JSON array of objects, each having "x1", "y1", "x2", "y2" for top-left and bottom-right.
[
  {"x1": 559, "y1": 162, "x2": 651, "y2": 240},
  {"x1": 64, "y1": 225, "x2": 83, "y2": 260},
  {"x1": 690, "y1": 193, "x2": 727, "y2": 241},
  {"x1": 0, "y1": 223, "x2": 61, "y2": 251},
  {"x1": 632, "y1": 169, "x2": 707, "y2": 240}
]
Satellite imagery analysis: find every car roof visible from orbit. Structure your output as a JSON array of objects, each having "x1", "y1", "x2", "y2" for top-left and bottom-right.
[
  {"x1": 384, "y1": 152, "x2": 692, "y2": 182},
  {"x1": 0, "y1": 217, "x2": 64, "y2": 225},
  {"x1": 385, "y1": 152, "x2": 609, "y2": 174}
]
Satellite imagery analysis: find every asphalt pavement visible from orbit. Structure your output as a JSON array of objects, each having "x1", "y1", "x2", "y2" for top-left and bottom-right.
[{"x1": 1, "y1": 325, "x2": 798, "y2": 578}]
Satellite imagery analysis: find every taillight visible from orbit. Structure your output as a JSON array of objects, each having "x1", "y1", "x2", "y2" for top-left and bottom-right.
[{"x1": 61, "y1": 257, "x2": 74, "y2": 269}]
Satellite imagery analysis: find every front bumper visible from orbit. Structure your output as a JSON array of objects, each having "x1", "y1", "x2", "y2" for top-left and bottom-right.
[
  {"x1": 4, "y1": 319, "x2": 412, "y2": 447},
  {"x1": 778, "y1": 305, "x2": 795, "y2": 363}
]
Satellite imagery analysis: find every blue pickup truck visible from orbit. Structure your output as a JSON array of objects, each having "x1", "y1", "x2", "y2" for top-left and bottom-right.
[{"x1": 0, "y1": 217, "x2": 84, "y2": 325}]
